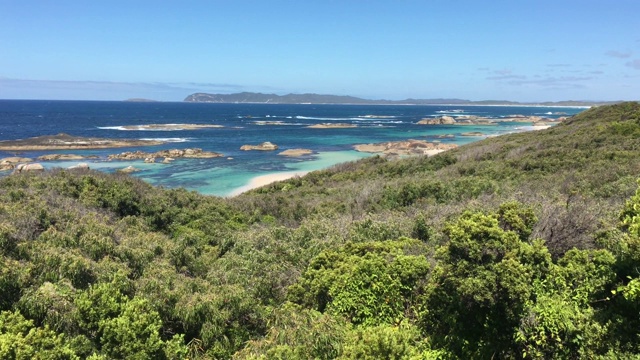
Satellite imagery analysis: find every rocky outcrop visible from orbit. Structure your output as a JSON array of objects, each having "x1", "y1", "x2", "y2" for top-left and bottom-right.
[
  {"x1": 1, "y1": 157, "x2": 33, "y2": 164},
  {"x1": 1, "y1": 157, "x2": 33, "y2": 171},
  {"x1": 278, "y1": 149, "x2": 314, "y2": 157},
  {"x1": 108, "y1": 148, "x2": 223, "y2": 161},
  {"x1": 500, "y1": 116, "x2": 550, "y2": 123},
  {"x1": 37, "y1": 154, "x2": 88, "y2": 161},
  {"x1": 454, "y1": 118, "x2": 497, "y2": 125},
  {"x1": 354, "y1": 139, "x2": 458, "y2": 156},
  {"x1": 418, "y1": 116, "x2": 498, "y2": 125},
  {"x1": 68, "y1": 163, "x2": 90, "y2": 170},
  {"x1": 0, "y1": 133, "x2": 164, "y2": 150},
  {"x1": 306, "y1": 123, "x2": 357, "y2": 129},
  {"x1": 417, "y1": 116, "x2": 456, "y2": 125},
  {"x1": 13, "y1": 163, "x2": 45, "y2": 173},
  {"x1": 118, "y1": 166, "x2": 140, "y2": 174},
  {"x1": 240, "y1": 142, "x2": 278, "y2": 151},
  {"x1": 460, "y1": 132, "x2": 485, "y2": 137}
]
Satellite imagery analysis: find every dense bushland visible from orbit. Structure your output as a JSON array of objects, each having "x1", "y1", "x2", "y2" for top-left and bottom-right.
[{"x1": 1, "y1": 102, "x2": 640, "y2": 358}]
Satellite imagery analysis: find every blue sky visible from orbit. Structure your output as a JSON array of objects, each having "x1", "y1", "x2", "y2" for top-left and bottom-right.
[{"x1": 1, "y1": 0, "x2": 639, "y2": 101}]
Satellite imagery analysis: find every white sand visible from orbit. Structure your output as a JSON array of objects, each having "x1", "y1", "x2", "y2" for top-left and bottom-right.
[
  {"x1": 423, "y1": 149, "x2": 446, "y2": 156},
  {"x1": 228, "y1": 171, "x2": 309, "y2": 196}
]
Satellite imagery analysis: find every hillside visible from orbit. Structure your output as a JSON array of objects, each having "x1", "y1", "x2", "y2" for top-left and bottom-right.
[
  {"x1": 1, "y1": 102, "x2": 640, "y2": 359},
  {"x1": 184, "y1": 91, "x2": 618, "y2": 106}
]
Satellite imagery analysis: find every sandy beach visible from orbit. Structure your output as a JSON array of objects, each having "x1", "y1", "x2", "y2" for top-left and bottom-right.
[{"x1": 228, "y1": 170, "x2": 309, "y2": 196}]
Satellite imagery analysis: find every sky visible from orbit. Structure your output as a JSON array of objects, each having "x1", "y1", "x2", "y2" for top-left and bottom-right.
[{"x1": 1, "y1": 0, "x2": 639, "y2": 102}]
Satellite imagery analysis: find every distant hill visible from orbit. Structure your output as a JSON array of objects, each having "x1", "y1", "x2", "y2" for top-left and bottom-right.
[{"x1": 184, "y1": 91, "x2": 619, "y2": 106}]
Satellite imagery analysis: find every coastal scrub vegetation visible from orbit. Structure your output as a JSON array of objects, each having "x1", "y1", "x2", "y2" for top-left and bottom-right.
[{"x1": 0, "y1": 102, "x2": 640, "y2": 358}]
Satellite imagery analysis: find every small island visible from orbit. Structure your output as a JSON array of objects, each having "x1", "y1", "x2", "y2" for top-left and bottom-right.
[
  {"x1": 0, "y1": 133, "x2": 164, "y2": 150},
  {"x1": 108, "y1": 148, "x2": 223, "y2": 161},
  {"x1": 278, "y1": 149, "x2": 314, "y2": 157},
  {"x1": 240, "y1": 142, "x2": 279, "y2": 151},
  {"x1": 37, "y1": 154, "x2": 95, "y2": 161},
  {"x1": 417, "y1": 114, "x2": 562, "y2": 126}
]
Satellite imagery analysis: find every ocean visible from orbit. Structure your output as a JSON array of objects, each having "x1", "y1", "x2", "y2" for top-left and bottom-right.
[{"x1": 0, "y1": 100, "x2": 586, "y2": 196}]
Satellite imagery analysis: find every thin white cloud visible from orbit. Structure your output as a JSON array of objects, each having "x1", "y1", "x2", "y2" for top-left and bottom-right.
[
  {"x1": 606, "y1": 50, "x2": 632, "y2": 58},
  {"x1": 486, "y1": 75, "x2": 527, "y2": 81},
  {"x1": 492, "y1": 69, "x2": 513, "y2": 75},
  {"x1": 626, "y1": 59, "x2": 640, "y2": 70},
  {"x1": 507, "y1": 76, "x2": 592, "y2": 89},
  {"x1": 0, "y1": 77, "x2": 253, "y2": 100},
  {"x1": 179, "y1": 82, "x2": 247, "y2": 90},
  {"x1": 483, "y1": 68, "x2": 527, "y2": 81},
  {"x1": 1, "y1": 78, "x2": 182, "y2": 91}
]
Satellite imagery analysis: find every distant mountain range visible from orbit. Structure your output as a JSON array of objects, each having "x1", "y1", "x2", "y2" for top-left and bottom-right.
[{"x1": 183, "y1": 92, "x2": 618, "y2": 107}]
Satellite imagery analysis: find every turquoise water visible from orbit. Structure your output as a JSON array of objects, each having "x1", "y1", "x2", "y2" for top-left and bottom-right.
[{"x1": 0, "y1": 101, "x2": 586, "y2": 196}]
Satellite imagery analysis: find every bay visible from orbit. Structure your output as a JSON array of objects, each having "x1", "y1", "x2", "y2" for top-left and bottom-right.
[{"x1": 0, "y1": 100, "x2": 586, "y2": 196}]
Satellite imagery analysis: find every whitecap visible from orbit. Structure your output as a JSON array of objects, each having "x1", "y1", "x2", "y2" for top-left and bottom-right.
[
  {"x1": 139, "y1": 137, "x2": 191, "y2": 143},
  {"x1": 296, "y1": 116, "x2": 363, "y2": 121},
  {"x1": 97, "y1": 126, "x2": 128, "y2": 130},
  {"x1": 358, "y1": 115, "x2": 398, "y2": 119}
]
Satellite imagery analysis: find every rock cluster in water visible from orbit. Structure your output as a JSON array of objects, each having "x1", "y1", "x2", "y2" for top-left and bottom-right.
[
  {"x1": 0, "y1": 133, "x2": 164, "y2": 150},
  {"x1": 354, "y1": 139, "x2": 458, "y2": 156},
  {"x1": 37, "y1": 154, "x2": 95, "y2": 161},
  {"x1": 278, "y1": 149, "x2": 314, "y2": 157},
  {"x1": 13, "y1": 163, "x2": 44, "y2": 173},
  {"x1": 417, "y1": 114, "x2": 567, "y2": 126},
  {"x1": 108, "y1": 148, "x2": 223, "y2": 161},
  {"x1": 240, "y1": 142, "x2": 279, "y2": 151}
]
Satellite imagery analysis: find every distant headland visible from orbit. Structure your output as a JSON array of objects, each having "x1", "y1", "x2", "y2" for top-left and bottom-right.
[{"x1": 183, "y1": 92, "x2": 618, "y2": 107}]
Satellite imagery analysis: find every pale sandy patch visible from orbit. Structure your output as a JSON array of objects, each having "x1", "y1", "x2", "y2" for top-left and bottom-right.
[
  {"x1": 228, "y1": 171, "x2": 309, "y2": 196},
  {"x1": 422, "y1": 149, "x2": 447, "y2": 156}
]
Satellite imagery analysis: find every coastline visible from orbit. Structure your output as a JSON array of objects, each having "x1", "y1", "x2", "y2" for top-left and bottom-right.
[
  {"x1": 185, "y1": 101, "x2": 592, "y2": 109},
  {"x1": 226, "y1": 146, "x2": 450, "y2": 197},
  {"x1": 227, "y1": 170, "x2": 309, "y2": 197}
]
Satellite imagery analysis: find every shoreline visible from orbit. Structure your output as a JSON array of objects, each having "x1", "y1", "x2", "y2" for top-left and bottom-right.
[
  {"x1": 227, "y1": 170, "x2": 309, "y2": 197},
  {"x1": 226, "y1": 146, "x2": 450, "y2": 197}
]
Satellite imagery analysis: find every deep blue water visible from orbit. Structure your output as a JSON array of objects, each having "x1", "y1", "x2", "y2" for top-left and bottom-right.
[{"x1": 0, "y1": 100, "x2": 585, "y2": 196}]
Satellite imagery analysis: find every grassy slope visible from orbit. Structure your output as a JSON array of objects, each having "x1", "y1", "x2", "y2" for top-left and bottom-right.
[{"x1": 234, "y1": 102, "x2": 640, "y2": 254}]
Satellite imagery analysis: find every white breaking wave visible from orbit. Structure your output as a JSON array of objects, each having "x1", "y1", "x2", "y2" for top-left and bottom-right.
[
  {"x1": 296, "y1": 116, "x2": 363, "y2": 121},
  {"x1": 97, "y1": 126, "x2": 130, "y2": 130},
  {"x1": 253, "y1": 121, "x2": 306, "y2": 126},
  {"x1": 139, "y1": 138, "x2": 192, "y2": 143},
  {"x1": 353, "y1": 120, "x2": 404, "y2": 124},
  {"x1": 358, "y1": 115, "x2": 398, "y2": 119},
  {"x1": 97, "y1": 125, "x2": 185, "y2": 131}
]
